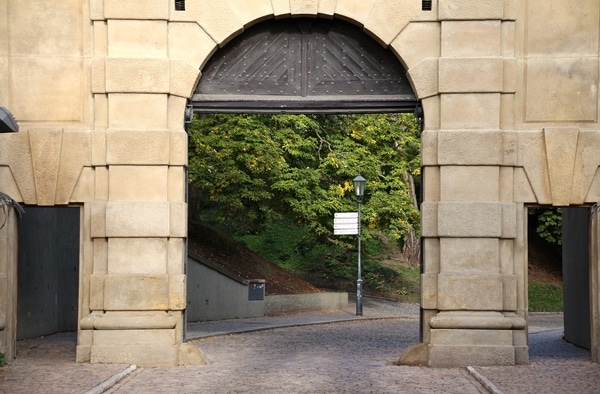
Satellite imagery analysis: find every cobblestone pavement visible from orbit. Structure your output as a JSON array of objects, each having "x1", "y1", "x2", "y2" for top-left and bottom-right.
[
  {"x1": 0, "y1": 332, "x2": 130, "y2": 394},
  {"x1": 1, "y1": 301, "x2": 598, "y2": 394}
]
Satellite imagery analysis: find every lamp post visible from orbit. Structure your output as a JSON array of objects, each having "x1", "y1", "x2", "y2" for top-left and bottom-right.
[{"x1": 353, "y1": 174, "x2": 366, "y2": 316}]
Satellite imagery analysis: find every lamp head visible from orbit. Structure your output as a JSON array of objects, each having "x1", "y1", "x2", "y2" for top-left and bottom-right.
[{"x1": 353, "y1": 174, "x2": 366, "y2": 201}]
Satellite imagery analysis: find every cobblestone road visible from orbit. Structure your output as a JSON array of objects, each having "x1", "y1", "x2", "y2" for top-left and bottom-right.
[
  {"x1": 1, "y1": 306, "x2": 598, "y2": 394},
  {"x1": 106, "y1": 318, "x2": 488, "y2": 394}
]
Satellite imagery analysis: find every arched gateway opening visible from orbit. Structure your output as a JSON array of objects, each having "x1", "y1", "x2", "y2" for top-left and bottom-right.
[
  {"x1": 185, "y1": 17, "x2": 421, "y2": 332},
  {"x1": 189, "y1": 18, "x2": 419, "y2": 114}
]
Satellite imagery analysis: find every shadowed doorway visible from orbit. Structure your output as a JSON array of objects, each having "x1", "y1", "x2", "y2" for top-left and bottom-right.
[{"x1": 17, "y1": 207, "x2": 79, "y2": 340}]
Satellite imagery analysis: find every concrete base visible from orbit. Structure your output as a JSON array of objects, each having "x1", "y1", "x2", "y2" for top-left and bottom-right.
[{"x1": 265, "y1": 293, "x2": 348, "y2": 315}]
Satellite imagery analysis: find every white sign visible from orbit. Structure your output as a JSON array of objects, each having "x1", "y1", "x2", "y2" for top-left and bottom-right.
[{"x1": 334, "y1": 212, "x2": 358, "y2": 235}]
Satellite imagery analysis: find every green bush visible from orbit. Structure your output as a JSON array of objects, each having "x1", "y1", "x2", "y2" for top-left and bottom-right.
[
  {"x1": 0, "y1": 352, "x2": 7, "y2": 367},
  {"x1": 528, "y1": 280, "x2": 563, "y2": 312},
  {"x1": 236, "y1": 218, "x2": 421, "y2": 301}
]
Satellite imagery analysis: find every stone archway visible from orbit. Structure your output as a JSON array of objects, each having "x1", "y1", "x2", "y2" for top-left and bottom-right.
[
  {"x1": 2, "y1": 0, "x2": 600, "y2": 368},
  {"x1": 190, "y1": 18, "x2": 418, "y2": 114}
]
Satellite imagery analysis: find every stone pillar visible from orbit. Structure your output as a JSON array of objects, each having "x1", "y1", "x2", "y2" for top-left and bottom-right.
[
  {"x1": 80, "y1": 2, "x2": 204, "y2": 366},
  {"x1": 400, "y1": 3, "x2": 527, "y2": 367}
]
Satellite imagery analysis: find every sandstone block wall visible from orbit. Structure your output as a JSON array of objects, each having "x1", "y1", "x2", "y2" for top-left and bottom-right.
[{"x1": 0, "y1": 0, "x2": 598, "y2": 367}]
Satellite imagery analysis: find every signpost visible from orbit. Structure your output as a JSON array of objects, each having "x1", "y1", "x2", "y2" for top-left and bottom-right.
[
  {"x1": 333, "y1": 212, "x2": 358, "y2": 235},
  {"x1": 333, "y1": 173, "x2": 366, "y2": 316}
]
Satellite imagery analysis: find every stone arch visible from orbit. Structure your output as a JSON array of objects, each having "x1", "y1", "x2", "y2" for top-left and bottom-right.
[
  {"x1": 190, "y1": 17, "x2": 419, "y2": 113},
  {"x1": 169, "y1": 1, "x2": 441, "y2": 115},
  {"x1": 4, "y1": 0, "x2": 600, "y2": 370}
]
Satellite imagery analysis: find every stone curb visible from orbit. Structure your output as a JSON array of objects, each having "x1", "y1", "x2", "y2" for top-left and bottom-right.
[
  {"x1": 84, "y1": 364, "x2": 137, "y2": 394},
  {"x1": 466, "y1": 366, "x2": 504, "y2": 394}
]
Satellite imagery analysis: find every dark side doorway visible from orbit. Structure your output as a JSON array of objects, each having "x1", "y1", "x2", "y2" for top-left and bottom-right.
[{"x1": 17, "y1": 207, "x2": 79, "y2": 340}]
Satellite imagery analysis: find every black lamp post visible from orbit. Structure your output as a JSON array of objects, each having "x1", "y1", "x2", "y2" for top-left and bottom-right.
[{"x1": 353, "y1": 174, "x2": 366, "y2": 316}]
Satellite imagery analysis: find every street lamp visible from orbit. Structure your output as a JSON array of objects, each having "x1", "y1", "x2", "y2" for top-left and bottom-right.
[
  {"x1": 353, "y1": 174, "x2": 366, "y2": 316},
  {"x1": 0, "y1": 107, "x2": 19, "y2": 133}
]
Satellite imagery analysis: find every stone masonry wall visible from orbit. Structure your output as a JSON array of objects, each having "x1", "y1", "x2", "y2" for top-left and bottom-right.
[{"x1": 0, "y1": 0, "x2": 599, "y2": 367}]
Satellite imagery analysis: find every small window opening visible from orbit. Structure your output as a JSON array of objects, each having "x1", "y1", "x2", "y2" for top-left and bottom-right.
[
  {"x1": 422, "y1": 0, "x2": 432, "y2": 11},
  {"x1": 175, "y1": 0, "x2": 186, "y2": 11}
]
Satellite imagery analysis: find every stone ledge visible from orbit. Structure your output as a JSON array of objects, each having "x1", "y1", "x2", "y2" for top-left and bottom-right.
[
  {"x1": 430, "y1": 311, "x2": 526, "y2": 329},
  {"x1": 80, "y1": 312, "x2": 177, "y2": 330}
]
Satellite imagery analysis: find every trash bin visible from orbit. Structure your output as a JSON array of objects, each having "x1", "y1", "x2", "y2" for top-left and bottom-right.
[{"x1": 248, "y1": 280, "x2": 265, "y2": 301}]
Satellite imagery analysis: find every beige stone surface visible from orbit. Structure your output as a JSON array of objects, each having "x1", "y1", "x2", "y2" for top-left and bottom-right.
[
  {"x1": 105, "y1": 58, "x2": 170, "y2": 93},
  {"x1": 167, "y1": 238, "x2": 185, "y2": 275},
  {"x1": 391, "y1": 22, "x2": 440, "y2": 70},
  {"x1": 70, "y1": 167, "x2": 95, "y2": 202},
  {"x1": 428, "y1": 344, "x2": 515, "y2": 367},
  {"x1": 11, "y1": 57, "x2": 85, "y2": 122},
  {"x1": 440, "y1": 93, "x2": 501, "y2": 130},
  {"x1": 431, "y1": 328, "x2": 513, "y2": 344},
  {"x1": 106, "y1": 129, "x2": 170, "y2": 165},
  {"x1": 108, "y1": 94, "x2": 168, "y2": 130},
  {"x1": 334, "y1": 0, "x2": 377, "y2": 26},
  {"x1": 544, "y1": 128, "x2": 578, "y2": 205},
  {"x1": 170, "y1": 202, "x2": 187, "y2": 238},
  {"x1": 0, "y1": 167, "x2": 22, "y2": 203},
  {"x1": 439, "y1": 238, "x2": 500, "y2": 274},
  {"x1": 439, "y1": 57, "x2": 504, "y2": 93},
  {"x1": 8, "y1": 0, "x2": 82, "y2": 57},
  {"x1": 421, "y1": 130, "x2": 440, "y2": 166},
  {"x1": 168, "y1": 22, "x2": 217, "y2": 67},
  {"x1": 103, "y1": 274, "x2": 169, "y2": 310},
  {"x1": 586, "y1": 171, "x2": 600, "y2": 203},
  {"x1": 437, "y1": 273, "x2": 504, "y2": 310},
  {"x1": 105, "y1": 201, "x2": 170, "y2": 238},
  {"x1": 407, "y1": 58, "x2": 439, "y2": 99},
  {"x1": 438, "y1": 0, "x2": 504, "y2": 21},
  {"x1": 90, "y1": 343, "x2": 177, "y2": 367},
  {"x1": 525, "y1": 0, "x2": 599, "y2": 57},
  {"x1": 290, "y1": 0, "x2": 318, "y2": 16},
  {"x1": 93, "y1": 20, "x2": 108, "y2": 57},
  {"x1": 572, "y1": 130, "x2": 600, "y2": 204},
  {"x1": 524, "y1": 58, "x2": 598, "y2": 122},
  {"x1": 3, "y1": 0, "x2": 600, "y2": 369},
  {"x1": 0, "y1": 1, "x2": 8, "y2": 56},
  {"x1": 193, "y1": 0, "x2": 259, "y2": 45},
  {"x1": 107, "y1": 20, "x2": 168, "y2": 58},
  {"x1": 437, "y1": 130, "x2": 503, "y2": 165},
  {"x1": 363, "y1": 0, "x2": 431, "y2": 46},
  {"x1": 169, "y1": 59, "x2": 201, "y2": 98},
  {"x1": 421, "y1": 273, "x2": 438, "y2": 310},
  {"x1": 107, "y1": 238, "x2": 168, "y2": 274},
  {"x1": 0, "y1": 57, "x2": 8, "y2": 106},
  {"x1": 168, "y1": 166, "x2": 186, "y2": 202},
  {"x1": 108, "y1": 166, "x2": 168, "y2": 201},
  {"x1": 169, "y1": 274, "x2": 186, "y2": 310},
  {"x1": 28, "y1": 129, "x2": 63, "y2": 205},
  {"x1": 104, "y1": 0, "x2": 169, "y2": 20},
  {"x1": 318, "y1": 0, "x2": 337, "y2": 17},
  {"x1": 442, "y1": 21, "x2": 502, "y2": 57},
  {"x1": 440, "y1": 166, "x2": 499, "y2": 202}
]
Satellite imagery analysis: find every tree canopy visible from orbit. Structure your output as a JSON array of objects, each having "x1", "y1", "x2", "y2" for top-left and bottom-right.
[{"x1": 188, "y1": 113, "x2": 422, "y2": 252}]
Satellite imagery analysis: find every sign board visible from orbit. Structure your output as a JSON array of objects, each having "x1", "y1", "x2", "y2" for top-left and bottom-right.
[{"x1": 334, "y1": 212, "x2": 358, "y2": 235}]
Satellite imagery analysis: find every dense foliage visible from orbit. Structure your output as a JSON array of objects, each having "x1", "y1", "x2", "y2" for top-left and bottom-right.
[
  {"x1": 529, "y1": 207, "x2": 562, "y2": 246},
  {"x1": 188, "y1": 113, "x2": 422, "y2": 255}
]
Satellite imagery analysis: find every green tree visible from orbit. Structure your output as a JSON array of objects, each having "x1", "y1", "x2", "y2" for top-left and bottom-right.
[
  {"x1": 529, "y1": 207, "x2": 562, "y2": 246},
  {"x1": 188, "y1": 113, "x2": 421, "y2": 261}
]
